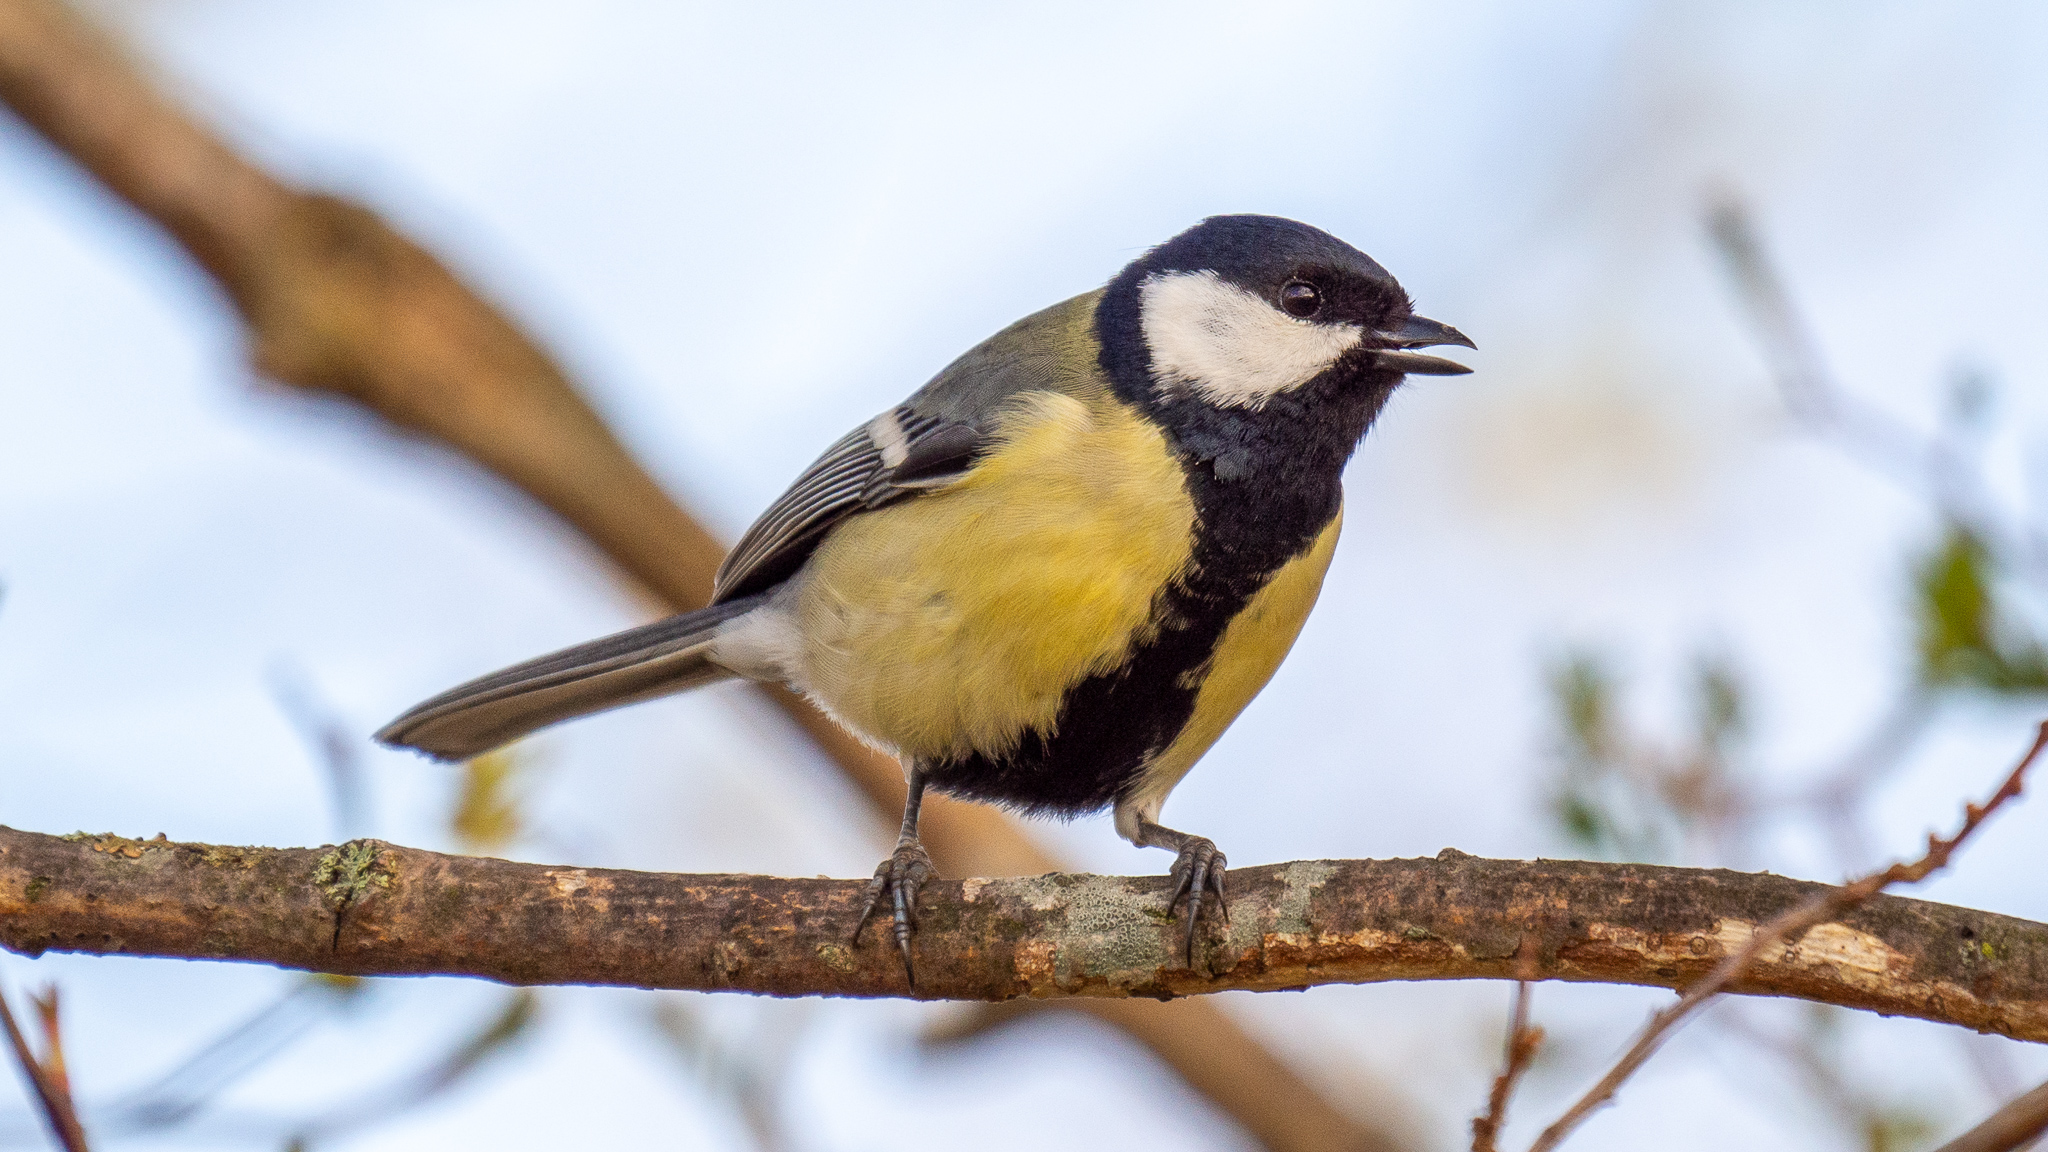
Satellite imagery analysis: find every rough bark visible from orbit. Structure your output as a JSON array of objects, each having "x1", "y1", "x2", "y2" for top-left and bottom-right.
[
  {"x1": 0, "y1": 5, "x2": 1409, "y2": 1146},
  {"x1": 4, "y1": 828, "x2": 2044, "y2": 1042}
]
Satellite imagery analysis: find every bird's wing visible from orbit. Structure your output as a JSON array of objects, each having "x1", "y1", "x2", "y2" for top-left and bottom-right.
[
  {"x1": 711, "y1": 407, "x2": 988, "y2": 603},
  {"x1": 709, "y1": 290, "x2": 1104, "y2": 605}
]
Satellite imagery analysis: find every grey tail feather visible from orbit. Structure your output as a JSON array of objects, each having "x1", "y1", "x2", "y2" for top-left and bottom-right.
[{"x1": 376, "y1": 593, "x2": 770, "y2": 762}]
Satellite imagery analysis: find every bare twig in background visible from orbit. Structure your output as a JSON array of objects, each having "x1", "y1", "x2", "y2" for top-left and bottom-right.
[
  {"x1": 1709, "y1": 196, "x2": 2045, "y2": 578},
  {"x1": 1709, "y1": 200, "x2": 1983, "y2": 518},
  {"x1": 284, "y1": 989, "x2": 536, "y2": 1150},
  {"x1": 1543, "y1": 201, "x2": 2048, "y2": 1146},
  {"x1": 1931, "y1": 1078, "x2": 2048, "y2": 1152},
  {"x1": 1470, "y1": 938, "x2": 1544, "y2": 1152},
  {"x1": 5, "y1": 828, "x2": 2047, "y2": 1034},
  {"x1": 1525, "y1": 721, "x2": 2048, "y2": 1152},
  {"x1": 98, "y1": 975, "x2": 365, "y2": 1132},
  {"x1": 269, "y1": 662, "x2": 372, "y2": 840},
  {"x1": 648, "y1": 998, "x2": 800, "y2": 1152},
  {"x1": 1, "y1": 984, "x2": 90, "y2": 1152},
  {"x1": 923, "y1": 996, "x2": 1421, "y2": 1152},
  {"x1": 0, "y1": 3, "x2": 1397, "y2": 1147},
  {"x1": 1710, "y1": 1003, "x2": 1937, "y2": 1152}
]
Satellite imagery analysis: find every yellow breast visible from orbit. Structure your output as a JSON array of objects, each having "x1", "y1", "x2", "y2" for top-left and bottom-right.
[
  {"x1": 790, "y1": 386, "x2": 1197, "y2": 762},
  {"x1": 1119, "y1": 507, "x2": 1343, "y2": 825}
]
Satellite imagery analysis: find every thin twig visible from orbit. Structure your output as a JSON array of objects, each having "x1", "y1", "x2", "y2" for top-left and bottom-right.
[
  {"x1": 1709, "y1": 1003, "x2": 1899, "y2": 1142},
  {"x1": 268, "y1": 662, "x2": 370, "y2": 840},
  {"x1": 1708, "y1": 198, "x2": 2028, "y2": 566},
  {"x1": 1527, "y1": 719, "x2": 2048, "y2": 1152},
  {"x1": 283, "y1": 990, "x2": 537, "y2": 1149},
  {"x1": 1931, "y1": 1077, "x2": 2048, "y2": 1152},
  {"x1": 103, "y1": 977, "x2": 360, "y2": 1130},
  {"x1": 0, "y1": 984, "x2": 90, "y2": 1152},
  {"x1": 1472, "y1": 937, "x2": 1545, "y2": 1152}
]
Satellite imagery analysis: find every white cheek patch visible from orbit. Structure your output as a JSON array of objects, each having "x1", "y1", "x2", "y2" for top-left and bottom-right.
[{"x1": 1139, "y1": 270, "x2": 1363, "y2": 409}]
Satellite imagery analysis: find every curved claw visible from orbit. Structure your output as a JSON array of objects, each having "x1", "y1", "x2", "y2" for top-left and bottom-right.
[
  {"x1": 854, "y1": 842, "x2": 934, "y2": 988},
  {"x1": 1167, "y1": 838, "x2": 1229, "y2": 969}
]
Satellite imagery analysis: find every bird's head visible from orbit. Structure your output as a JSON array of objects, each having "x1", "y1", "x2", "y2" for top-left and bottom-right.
[{"x1": 1098, "y1": 214, "x2": 1472, "y2": 413}]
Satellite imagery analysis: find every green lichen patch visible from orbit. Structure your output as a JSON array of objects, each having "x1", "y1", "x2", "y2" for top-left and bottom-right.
[
  {"x1": 199, "y1": 844, "x2": 261, "y2": 870},
  {"x1": 23, "y1": 876, "x2": 50, "y2": 904},
  {"x1": 65, "y1": 832, "x2": 170, "y2": 860},
  {"x1": 1007, "y1": 874, "x2": 1169, "y2": 990},
  {"x1": 313, "y1": 840, "x2": 394, "y2": 911}
]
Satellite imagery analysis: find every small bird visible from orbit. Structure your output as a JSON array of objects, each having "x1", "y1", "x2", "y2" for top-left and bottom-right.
[{"x1": 377, "y1": 214, "x2": 1471, "y2": 980}]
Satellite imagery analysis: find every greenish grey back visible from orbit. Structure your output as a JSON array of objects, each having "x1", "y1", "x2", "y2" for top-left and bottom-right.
[{"x1": 902, "y1": 290, "x2": 1108, "y2": 428}]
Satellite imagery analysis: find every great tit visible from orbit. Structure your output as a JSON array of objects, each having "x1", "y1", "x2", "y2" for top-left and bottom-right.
[{"x1": 378, "y1": 214, "x2": 1472, "y2": 978}]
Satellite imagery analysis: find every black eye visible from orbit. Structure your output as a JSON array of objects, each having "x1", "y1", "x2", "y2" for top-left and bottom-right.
[{"x1": 1280, "y1": 281, "x2": 1321, "y2": 318}]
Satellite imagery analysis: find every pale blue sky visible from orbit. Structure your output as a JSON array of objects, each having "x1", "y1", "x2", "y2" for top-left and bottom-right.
[{"x1": 3, "y1": 2, "x2": 2046, "y2": 1149}]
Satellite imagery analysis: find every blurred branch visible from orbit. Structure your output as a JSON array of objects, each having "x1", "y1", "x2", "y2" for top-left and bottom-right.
[
  {"x1": 0, "y1": 5, "x2": 1384, "y2": 1149},
  {"x1": 1708, "y1": 197, "x2": 2045, "y2": 573},
  {"x1": 284, "y1": 990, "x2": 537, "y2": 1150},
  {"x1": 4, "y1": 830, "x2": 2046, "y2": 1038},
  {"x1": 0, "y1": 0, "x2": 724, "y2": 601},
  {"x1": 268, "y1": 663, "x2": 371, "y2": 841},
  {"x1": 1526, "y1": 721, "x2": 2046, "y2": 1152},
  {"x1": 647, "y1": 998, "x2": 797, "y2": 1152},
  {"x1": 1932, "y1": 1078, "x2": 2048, "y2": 1152},
  {"x1": 1711, "y1": 1004, "x2": 1938, "y2": 1152},
  {"x1": 99, "y1": 975, "x2": 364, "y2": 1132},
  {"x1": 1470, "y1": 938, "x2": 1543, "y2": 1152},
  {"x1": 1, "y1": 983, "x2": 90, "y2": 1152},
  {"x1": 924, "y1": 997, "x2": 1419, "y2": 1152}
]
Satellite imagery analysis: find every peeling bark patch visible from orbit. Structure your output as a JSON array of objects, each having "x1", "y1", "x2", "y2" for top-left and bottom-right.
[
  {"x1": 68, "y1": 832, "x2": 169, "y2": 860},
  {"x1": 1787, "y1": 922, "x2": 1905, "y2": 978}
]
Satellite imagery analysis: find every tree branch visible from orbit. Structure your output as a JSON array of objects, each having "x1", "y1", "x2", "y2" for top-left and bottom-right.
[
  {"x1": 1525, "y1": 721, "x2": 2046, "y2": 1151},
  {"x1": 2, "y1": 827, "x2": 2043, "y2": 1035},
  {"x1": 0, "y1": 4, "x2": 1390, "y2": 1148}
]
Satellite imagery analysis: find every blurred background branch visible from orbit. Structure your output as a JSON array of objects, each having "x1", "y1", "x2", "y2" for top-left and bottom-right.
[
  {"x1": 1929, "y1": 1077, "x2": 2048, "y2": 1152},
  {"x1": 1524, "y1": 725, "x2": 2043, "y2": 1152},
  {"x1": 1524, "y1": 198, "x2": 2048, "y2": 1150},
  {"x1": 0, "y1": 984, "x2": 89, "y2": 1151},
  {"x1": 5, "y1": 2, "x2": 2048, "y2": 1149},
  {"x1": 0, "y1": 0, "x2": 1406, "y2": 1148}
]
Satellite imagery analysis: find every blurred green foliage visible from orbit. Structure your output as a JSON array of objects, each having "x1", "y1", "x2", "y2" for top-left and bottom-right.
[
  {"x1": 1913, "y1": 523, "x2": 2048, "y2": 693},
  {"x1": 1547, "y1": 650, "x2": 1746, "y2": 863}
]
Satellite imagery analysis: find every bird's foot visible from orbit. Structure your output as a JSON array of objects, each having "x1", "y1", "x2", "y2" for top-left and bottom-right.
[
  {"x1": 854, "y1": 841, "x2": 935, "y2": 987},
  {"x1": 1167, "y1": 836, "x2": 1229, "y2": 968}
]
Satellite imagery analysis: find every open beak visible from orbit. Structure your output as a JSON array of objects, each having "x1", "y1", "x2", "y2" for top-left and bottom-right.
[{"x1": 1370, "y1": 313, "x2": 1475, "y2": 376}]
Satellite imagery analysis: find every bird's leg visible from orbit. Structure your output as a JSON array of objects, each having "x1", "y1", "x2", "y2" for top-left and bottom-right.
[
  {"x1": 854, "y1": 765, "x2": 935, "y2": 987},
  {"x1": 1134, "y1": 820, "x2": 1229, "y2": 967}
]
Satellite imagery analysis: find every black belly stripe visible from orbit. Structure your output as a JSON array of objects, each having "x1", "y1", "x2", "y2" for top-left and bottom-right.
[
  {"x1": 922, "y1": 382, "x2": 1390, "y2": 816},
  {"x1": 921, "y1": 557, "x2": 1266, "y2": 815}
]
